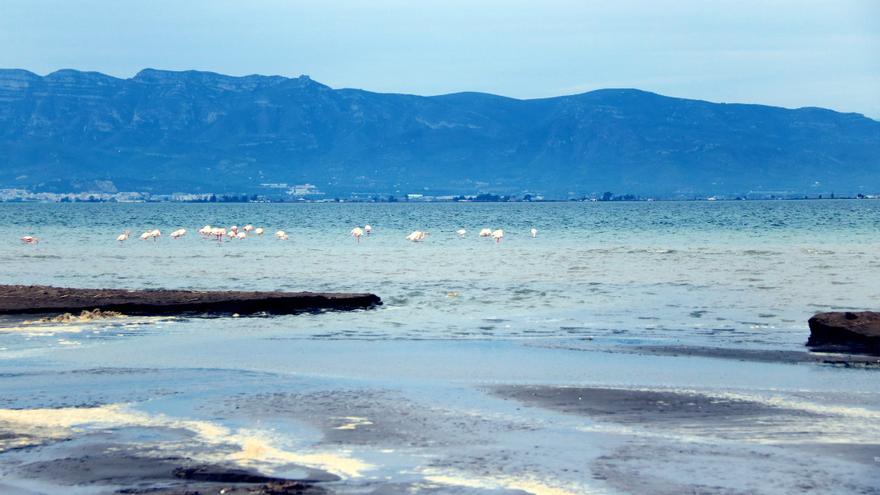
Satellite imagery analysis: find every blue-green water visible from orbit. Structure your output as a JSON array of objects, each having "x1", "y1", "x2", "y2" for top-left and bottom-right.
[
  {"x1": 1, "y1": 201, "x2": 879, "y2": 494},
  {"x1": 3, "y1": 200, "x2": 879, "y2": 347}
]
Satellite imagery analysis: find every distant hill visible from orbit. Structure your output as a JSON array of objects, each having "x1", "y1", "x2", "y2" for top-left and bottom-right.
[{"x1": 0, "y1": 68, "x2": 878, "y2": 197}]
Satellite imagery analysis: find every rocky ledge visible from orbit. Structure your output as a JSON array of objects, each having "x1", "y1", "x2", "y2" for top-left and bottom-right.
[
  {"x1": 807, "y1": 311, "x2": 880, "y2": 355},
  {"x1": 0, "y1": 284, "x2": 381, "y2": 316}
]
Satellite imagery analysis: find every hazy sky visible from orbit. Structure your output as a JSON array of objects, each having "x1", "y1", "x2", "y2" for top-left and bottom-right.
[{"x1": 1, "y1": 0, "x2": 878, "y2": 117}]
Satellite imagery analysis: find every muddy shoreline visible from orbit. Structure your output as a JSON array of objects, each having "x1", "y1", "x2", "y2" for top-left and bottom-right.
[
  {"x1": 630, "y1": 344, "x2": 880, "y2": 367},
  {"x1": 0, "y1": 449, "x2": 335, "y2": 494},
  {"x1": 0, "y1": 285, "x2": 381, "y2": 316},
  {"x1": 530, "y1": 340, "x2": 880, "y2": 367}
]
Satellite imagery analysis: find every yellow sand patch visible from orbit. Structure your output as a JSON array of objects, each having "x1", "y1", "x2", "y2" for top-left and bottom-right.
[
  {"x1": 231, "y1": 436, "x2": 370, "y2": 478},
  {"x1": 0, "y1": 316, "x2": 169, "y2": 335},
  {"x1": 0, "y1": 404, "x2": 372, "y2": 478},
  {"x1": 424, "y1": 471, "x2": 587, "y2": 495},
  {"x1": 333, "y1": 416, "x2": 373, "y2": 430},
  {"x1": 24, "y1": 309, "x2": 125, "y2": 325}
]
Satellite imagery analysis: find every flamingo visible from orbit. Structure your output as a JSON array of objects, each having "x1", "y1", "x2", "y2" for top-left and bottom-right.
[
  {"x1": 491, "y1": 229, "x2": 504, "y2": 243},
  {"x1": 364, "y1": 225, "x2": 372, "y2": 235},
  {"x1": 210, "y1": 227, "x2": 226, "y2": 241},
  {"x1": 236, "y1": 232, "x2": 247, "y2": 240},
  {"x1": 456, "y1": 229, "x2": 467, "y2": 237},
  {"x1": 479, "y1": 228, "x2": 492, "y2": 237},
  {"x1": 170, "y1": 228, "x2": 186, "y2": 239},
  {"x1": 406, "y1": 231, "x2": 427, "y2": 242},
  {"x1": 20, "y1": 236, "x2": 38, "y2": 245},
  {"x1": 150, "y1": 229, "x2": 161, "y2": 240},
  {"x1": 139, "y1": 231, "x2": 152, "y2": 241},
  {"x1": 530, "y1": 228, "x2": 538, "y2": 238},
  {"x1": 254, "y1": 227, "x2": 264, "y2": 236},
  {"x1": 116, "y1": 230, "x2": 130, "y2": 243},
  {"x1": 243, "y1": 224, "x2": 254, "y2": 232},
  {"x1": 275, "y1": 230, "x2": 288, "y2": 240},
  {"x1": 351, "y1": 227, "x2": 364, "y2": 243},
  {"x1": 198, "y1": 225, "x2": 212, "y2": 237}
]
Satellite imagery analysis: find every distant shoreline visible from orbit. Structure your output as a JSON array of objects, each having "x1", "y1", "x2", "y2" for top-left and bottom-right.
[{"x1": 0, "y1": 194, "x2": 877, "y2": 204}]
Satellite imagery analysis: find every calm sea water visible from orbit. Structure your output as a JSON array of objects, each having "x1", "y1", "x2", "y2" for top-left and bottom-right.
[
  {"x1": 2, "y1": 200, "x2": 879, "y2": 350},
  {"x1": 2, "y1": 200, "x2": 880, "y2": 494}
]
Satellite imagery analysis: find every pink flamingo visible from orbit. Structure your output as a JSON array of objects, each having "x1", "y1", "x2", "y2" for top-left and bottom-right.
[{"x1": 405, "y1": 231, "x2": 427, "y2": 242}]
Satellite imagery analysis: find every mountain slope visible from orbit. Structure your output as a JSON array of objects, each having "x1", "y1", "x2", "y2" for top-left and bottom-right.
[{"x1": 0, "y1": 68, "x2": 877, "y2": 197}]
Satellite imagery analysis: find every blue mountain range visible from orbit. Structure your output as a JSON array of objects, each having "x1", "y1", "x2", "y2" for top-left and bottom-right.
[{"x1": 0, "y1": 68, "x2": 878, "y2": 197}]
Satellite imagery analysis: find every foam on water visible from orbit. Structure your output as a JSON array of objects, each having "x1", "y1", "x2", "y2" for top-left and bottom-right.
[{"x1": 0, "y1": 404, "x2": 372, "y2": 478}]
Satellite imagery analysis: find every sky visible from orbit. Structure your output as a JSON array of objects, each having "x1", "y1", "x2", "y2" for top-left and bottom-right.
[{"x1": 1, "y1": 0, "x2": 878, "y2": 118}]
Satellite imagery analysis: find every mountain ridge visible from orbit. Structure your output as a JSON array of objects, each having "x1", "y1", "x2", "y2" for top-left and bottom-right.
[{"x1": 0, "y1": 68, "x2": 877, "y2": 197}]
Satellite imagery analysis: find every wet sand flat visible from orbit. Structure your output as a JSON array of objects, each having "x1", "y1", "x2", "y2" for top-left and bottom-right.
[
  {"x1": 491, "y1": 385, "x2": 796, "y2": 424},
  {"x1": 493, "y1": 385, "x2": 880, "y2": 494},
  {"x1": 1, "y1": 355, "x2": 878, "y2": 495}
]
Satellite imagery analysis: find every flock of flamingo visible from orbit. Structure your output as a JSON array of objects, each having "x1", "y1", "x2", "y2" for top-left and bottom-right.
[{"x1": 20, "y1": 224, "x2": 537, "y2": 245}]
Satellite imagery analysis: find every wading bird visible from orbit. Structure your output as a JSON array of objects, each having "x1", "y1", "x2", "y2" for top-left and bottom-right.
[
  {"x1": 170, "y1": 229, "x2": 186, "y2": 239},
  {"x1": 492, "y1": 229, "x2": 504, "y2": 243},
  {"x1": 351, "y1": 227, "x2": 364, "y2": 242},
  {"x1": 406, "y1": 231, "x2": 427, "y2": 242},
  {"x1": 20, "y1": 236, "x2": 38, "y2": 244},
  {"x1": 275, "y1": 230, "x2": 288, "y2": 240},
  {"x1": 116, "y1": 230, "x2": 130, "y2": 243},
  {"x1": 479, "y1": 228, "x2": 492, "y2": 237},
  {"x1": 530, "y1": 228, "x2": 537, "y2": 238},
  {"x1": 364, "y1": 225, "x2": 372, "y2": 235},
  {"x1": 254, "y1": 227, "x2": 264, "y2": 236},
  {"x1": 457, "y1": 229, "x2": 467, "y2": 237}
]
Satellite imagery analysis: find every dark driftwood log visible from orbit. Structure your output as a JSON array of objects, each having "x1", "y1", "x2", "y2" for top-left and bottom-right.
[
  {"x1": 807, "y1": 311, "x2": 880, "y2": 355},
  {"x1": 0, "y1": 284, "x2": 381, "y2": 316}
]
